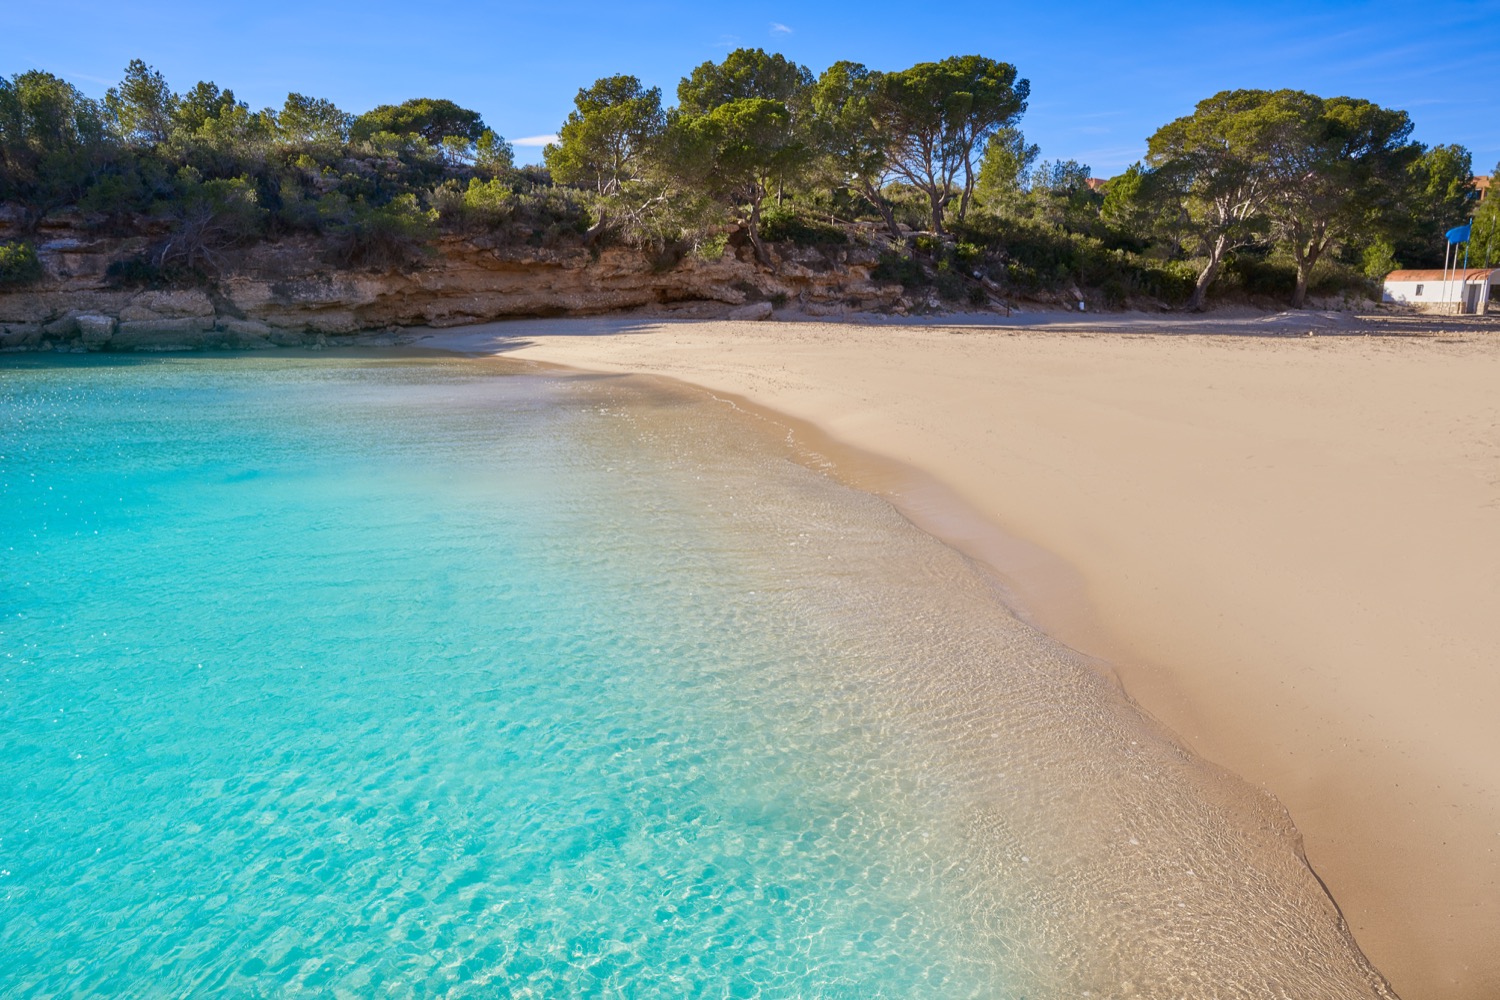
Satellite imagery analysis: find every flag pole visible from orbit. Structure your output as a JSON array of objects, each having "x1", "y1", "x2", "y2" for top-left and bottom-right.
[
  {"x1": 1461, "y1": 222, "x2": 1471, "y2": 315},
  {"x1": 1442, "y1": 239, "x2": 1452, "y2": 315},
  {"x1": 1443, "y1": 221, "x2": 1477, "y2": 314}
]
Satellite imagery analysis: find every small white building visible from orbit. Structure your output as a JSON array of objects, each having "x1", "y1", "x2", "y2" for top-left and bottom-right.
[{"x1": 1382, "y1": 268, "x2": 1496, "y2": 315}]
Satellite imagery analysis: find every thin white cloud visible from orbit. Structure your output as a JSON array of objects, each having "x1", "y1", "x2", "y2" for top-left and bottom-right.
[
  {"x1": 770, "y1": 22, "x2": 792, "y2": 34},
  {"x1": 511, "y1": 134, "x2": 558, "y2": 147},
  {"x1": 64, "y1": 71, "x2": 116, "y2": 87}
]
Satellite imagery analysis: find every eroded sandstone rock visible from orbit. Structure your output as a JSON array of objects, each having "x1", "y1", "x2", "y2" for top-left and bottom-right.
[
  {"x1": 0, "y1": 218, "x2": 905, "y2": 351},
  {"x1": 726, "y1": 301, "x2": 774, "y2": 321}
]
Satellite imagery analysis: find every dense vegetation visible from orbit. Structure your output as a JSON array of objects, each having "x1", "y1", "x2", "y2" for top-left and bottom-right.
[{"x1": 1, "y1": 55, "x2": 1490, "y2": 309}]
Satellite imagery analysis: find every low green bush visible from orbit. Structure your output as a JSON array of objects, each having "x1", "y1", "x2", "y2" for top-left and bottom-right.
[
  {"x1": 759, "y1": 207, "x2": 847, "y2": 246},
  {"x1": 911, "y1": 233, "x2": 942, "y2": 256},
  {"x1": 872, "y1": 250, "x2": 928, "y2": 287},
  {"x1": 934, "y1": 269, "x2": 967, "y2": 302},
  {"x1": 953, "y1": 241, "x2": 983, "y2": 265},
  {"x1": 0, "y1": 241, "x2": 43, "y2": 285},
  {"x1": 1225, "y1": 255, "x2": 1296, "y2": 297},
  {"x1": 1308, "y1": 259, "x2": 1378, "y2": 299},
  {"x1": 953, "y1": 215, "x2": 1200, "y2": 306},
  {"x1": 326, "y1": 194, "x2": 434, "y2": 269},
  {"x1": 692, "y1": 232, "x2": 729, "y2": 260}
]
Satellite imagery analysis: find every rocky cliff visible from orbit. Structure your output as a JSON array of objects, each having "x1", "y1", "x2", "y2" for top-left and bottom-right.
[{"x1": 0, "y1": 220, "x2": 904, "y2": 352}]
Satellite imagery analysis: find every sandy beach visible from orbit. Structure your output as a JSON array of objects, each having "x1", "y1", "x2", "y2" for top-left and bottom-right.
[{"x1": 425, "y1": 312, "x2": 1500, "y2": 1000}]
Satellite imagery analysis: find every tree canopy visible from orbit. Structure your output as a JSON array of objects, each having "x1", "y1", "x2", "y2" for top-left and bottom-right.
[
  {"x1": 279, "y1": 93, "x2": 353, "y2": 145},
  {"x1": 104, "y1": 59, "x2": 175, "y2": 146},
  {"x1": 659, "y1": 97, "x2": 803, "y2": 260},
  {"x1": 0, "y1": 54, "x2": 1484, "y2": 312},
  {"x1": 807, "y1": 61, "x2": 898, "y2": 237},
  {"x1": 677, "y1": 49, "x2": 813, "y2": 116},
  {"x1": 1260, "y1": 96, "x2": 1417, "y2": 306},
  {"x1": 1132, "y1": 89, "x2": 1437, "y2": 308},
  {"x1": 974, "y1": 126, "x2": 1039, "y2": 213},
  {"x1": 545, "y1": 76, "x2": 664, "y2": 196},
  {"x1": 0, "y1": 70, "x2": 110, "y2": 222},
  {"x1": 1390, "y1": 144, "x2": 1475, "y2": 267},
  {"x1": 349, "y1": 98, "x2": 487, "y2": 145},
  {"x1": 1470, "y1": 169, "x2": 1499, "y2": 268},
  {"x1": 875, "y1": 56, "x2": 1029, "y2": 233},
  {"x1": 1145, "y1": 89, "x2": 1321, "y2": 309}
]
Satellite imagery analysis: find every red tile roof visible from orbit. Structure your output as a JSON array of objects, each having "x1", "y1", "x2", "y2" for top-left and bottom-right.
[{"x1": 1385, "y1": 268, "x2": 1496, "y2": 281}]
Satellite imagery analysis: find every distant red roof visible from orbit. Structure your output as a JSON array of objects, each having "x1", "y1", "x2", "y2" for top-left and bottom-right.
[
  {"x1": 1085, "y1": 178, "x2": 1107, "y2": 192},
  {"x1": 1385, "y1": 268, "x2": 1496, "y2": 281}
]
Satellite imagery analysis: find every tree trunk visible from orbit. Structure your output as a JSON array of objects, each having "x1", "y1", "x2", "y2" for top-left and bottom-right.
[
  {"x1": 747, "y1": 189, "x2": 770, "y2": 266},
  {"x1": 858, "y1": 178, "x2": 903, "y2": 243},
  {"x1": 927, "y1": 185, "x2": 945, "y2": 234},
  {"x1": 958, "y1": 160, "x2": 975, "y2": 222},
  {"x1": 1187, "y1": 234, "x2": 1230, "y2": 311},
  {"x1": 1290, "y1": 238, "x2": 1323, "y2": 309},
  {"x1": 1291, "y1": 259, "x2": 1312, "y2": 309},
  {"x1": 584, "y1": 207, "x2": 610, "y2": 246}
]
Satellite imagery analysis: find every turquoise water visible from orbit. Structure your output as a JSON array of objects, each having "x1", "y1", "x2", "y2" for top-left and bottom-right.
[
  {"x1": 0, "y1": 354, "x2": 1395, "y2": 998},
  {"x1": 1, "y1": 356, "x2": 1007, "y2": 997}
]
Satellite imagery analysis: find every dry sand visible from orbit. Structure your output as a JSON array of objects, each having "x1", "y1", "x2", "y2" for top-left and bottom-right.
[{"x1": 424, "y1": 312, "x2": 1500, "y2": 1000}]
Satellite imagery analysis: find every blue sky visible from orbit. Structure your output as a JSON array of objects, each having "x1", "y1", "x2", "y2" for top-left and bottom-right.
[{"x1": 3, "y1": 0, "x2": 1496, "y2": 176}]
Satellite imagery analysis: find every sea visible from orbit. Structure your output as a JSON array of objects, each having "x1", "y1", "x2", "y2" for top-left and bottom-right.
[{"x1": 0, "y1": 353, "x2": 1392, "y2": 998}]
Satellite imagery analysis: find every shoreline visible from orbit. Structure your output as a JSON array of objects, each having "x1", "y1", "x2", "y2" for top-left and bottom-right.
[{"x1": 421, "y1": 314, "x2": 1500, "y2": 1000}]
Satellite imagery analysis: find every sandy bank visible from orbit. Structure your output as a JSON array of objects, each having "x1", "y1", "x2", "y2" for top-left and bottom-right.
[{"x1": 424, "y1": 313, "x2": 1500, "y2": 1000}]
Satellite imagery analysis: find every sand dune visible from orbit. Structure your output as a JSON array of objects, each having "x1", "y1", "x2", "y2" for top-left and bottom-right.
[{"x1": 424, "y1": 314, "x2": 1500, "y2": 1000}]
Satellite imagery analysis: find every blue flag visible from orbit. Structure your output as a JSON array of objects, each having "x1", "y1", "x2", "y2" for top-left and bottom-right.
[{"x1": 1446, "y1": 223, "x2": 1472, "y2": 243}]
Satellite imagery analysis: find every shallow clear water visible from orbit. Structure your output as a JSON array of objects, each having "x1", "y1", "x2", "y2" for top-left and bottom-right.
[
  {"x1": 1, "y1": 354, "x2": 1393, "y2": 998},
  {"x1": 1, "y1": 356, "x2": 1004, "y2": 997}
]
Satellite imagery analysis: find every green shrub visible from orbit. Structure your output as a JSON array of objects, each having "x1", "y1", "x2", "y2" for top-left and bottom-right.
[
  {"x1": 911, "y1": 233, "x2": 942, "y2": 256},
  {"x1": 872, "y1": 251, "x2": 928, "y2": 287},
  {"x1": 78, "y1": 170, "x2": 154, "y2": 221},
  {"x1": 0, "y1": 241, "x2": 44, "y2": 285},
  {"x1": 1361, "y1": 239, "x2": 1399, "y2": 280},
  {"x1": 759, "y1": 207, "x2": 847, "y2": 246},
  {"x1": 951, "y1": 214, "x2": 1204, "y2": 306},
  {"x1": 1225, "y1": 255, "x2": 1296, "y2": 298},
  {"x1": 154, "y1": 173, "x2": 268, "y2": 272},
  {"x1": 692, "y1": 232, "x2": 729, "y2": 260},
  {"x1": 326, "y1": 193, "x2": 434, "y2": 269},
  {"x1": 426, "y1": 179, "x2": 466, "y2": 220},
  {"x1": 1308, "y1": 259, "x2": 1378, "y2": 300},
  {"x1": 1100, "y1": 277, "x2": 1130, "y2": 307},
  {"x1": 934, "y1": 269, "x2": 968, "y2": 302},
  {"x1": 1004, "y1": 259, "x2": 1040, "y2": 290},
  {"x1": 1136, "y1": 261, "x2": 1197, "y2": 305},
  {"x1": 461, "y1": 177, "x2": 510, "y2": 225},
  {"x1": 429, "y1": 177, "x2": 512, "y2": 229}
]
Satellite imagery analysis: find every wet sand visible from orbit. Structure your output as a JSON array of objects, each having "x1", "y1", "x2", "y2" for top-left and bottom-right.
[{"x1": 423, "y1": 312, "x2": 1500, "y2": 1000}]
